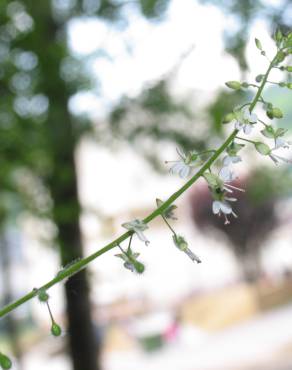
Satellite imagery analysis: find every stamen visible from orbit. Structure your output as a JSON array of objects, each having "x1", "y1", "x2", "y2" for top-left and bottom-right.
[{"x1": 224, "y1": 183, "x2": 245, "y2": 192}]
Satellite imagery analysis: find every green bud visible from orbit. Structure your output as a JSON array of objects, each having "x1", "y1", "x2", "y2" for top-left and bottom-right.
[
  {"x1": 222, "y1": 112, "x2": 235, "y2": 124},
  {"x1": 255, "y1": 74, "x2": 264, "y2": 83},
  {"x1": 37, "y1": 289, "x2": 49, "y2": 302},
  {"x1": 0, "y1": 353, "x2": 12, "y2": 369},
  {"x1": 255, "y1": 142, "x2": 270, "y2": 156},
  {"x1": 261, "y1": 126, "x2": 275, "y2": 139},
  {"x1": 255, "y1": 38, "x2": 263, "y2": 50},
  {"x1": 266, "y1": 109, "x2": 274, "y2": 119},
  {"x1": 51, "y1": 322, "x2": 62, "y2": 337},
  {"x1": 271, "y1": 107, "x2": 283, "y2": 119},
  {"x1": 287, "y1": 83, "x2": 292, "y2": 89},
  {"x1": 286, "y1": 66, "x2": 292, "y2": 72},
  {"x1": 225, "y1": 81, "x2": 242, "y2": 90}
]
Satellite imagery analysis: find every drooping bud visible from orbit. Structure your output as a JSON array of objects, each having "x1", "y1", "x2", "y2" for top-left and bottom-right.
[
  {"x1": 255, "y1": 38, "x2": 263, "y2": 50},
  {"x1": 0, "y1": 353, "x2": 12, "y2": 369},
  {"x1": 255, "y1": 74, "x2": 264, "y2": 83},
  {"x1": 51, "y1": 322, "x2": 62, "y2": 337},
  {"x1": 225, "y1": 81, "x2": 242, "y2": 90}
]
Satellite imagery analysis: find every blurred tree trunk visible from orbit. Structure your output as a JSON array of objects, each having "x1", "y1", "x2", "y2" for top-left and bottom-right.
[{"x1": 21, "y1": 2, "x2": 99, "y2": 370}]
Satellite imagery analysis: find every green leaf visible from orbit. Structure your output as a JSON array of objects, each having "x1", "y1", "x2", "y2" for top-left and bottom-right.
[{"x1": 0, "y1": 353, "x2": 12, "y2": 369}]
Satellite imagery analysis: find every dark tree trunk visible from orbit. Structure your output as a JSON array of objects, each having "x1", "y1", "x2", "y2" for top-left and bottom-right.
[{"x1": 18, "y1": 2, "x2": 100, "y2": 369}]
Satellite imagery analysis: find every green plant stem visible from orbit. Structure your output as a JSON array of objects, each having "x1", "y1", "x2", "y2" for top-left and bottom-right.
[
  {"x1": 0, "y1": 49, "x2": 280, "y2": 320},
  {"x1": 236, "y1": 136, "x2": 256, "y2": 144},
  {"x1": 161, "y1": 215, "x2": 177, "y2": 236}
]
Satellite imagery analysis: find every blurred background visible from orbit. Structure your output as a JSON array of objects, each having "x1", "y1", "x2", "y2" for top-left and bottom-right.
[{"x1": 1, "y1": 0, "x2": 292, "y2": 369}]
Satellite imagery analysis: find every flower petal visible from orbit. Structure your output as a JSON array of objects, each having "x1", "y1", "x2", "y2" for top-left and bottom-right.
[
  {"x1": 179, "y1": 165, "x2": 190, "y2": 178},
  {"x1": 220, "y1": 201, "x2": 232, "y2": 214},
  {"x1": 212, "y1": 201, "x2": 221, "y2": 214}
]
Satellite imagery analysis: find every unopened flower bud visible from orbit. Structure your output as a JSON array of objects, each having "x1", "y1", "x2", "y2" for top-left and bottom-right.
[
  {"x1": 255, "y1": 38, "x2": 263, "y2": 50},
  {"x1": 266, "y1": 107, "x2": 283, "y2": 119},
  {"x1": 225, "y1": 81, "x2": 242, "y2": 90},
  {"x1": 255, "y1": 142, "x2": 270, "y2": 156},
  {"x1": 51, "y1": 322, "x2": 62, "y2": 337},
  {"x1": 255, "y1": 74, "x2": 264, "y2": 83},
  {"x1": 286, "y1": 66, "x2": 292, "y2": 72}
]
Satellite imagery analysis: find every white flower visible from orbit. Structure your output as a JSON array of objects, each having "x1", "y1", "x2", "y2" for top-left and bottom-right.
[
  {"x1": 223, "y1": 155, "x2": 242, "y2": 166},
  {"x1": 122, "y1": 219, "x2": 149, "y2": 245},
  {"x1": 212, "y1": 197, "x2": 238, "y2": 225},
  {"x1": 167, "y1": 148, "x2": 200, "y2": 178},
  {"x1": 268, "y1": 140, "x2": 292, "y2": 165},
  {"x1": 268, "y1": 152, "x2": 292, "y2": 165},
  {"x1": 218, "y1": 166, "x2": 244, "y2": 193},
  {"x1": 232, "y1": 107, "x2": 257, "y2": 135},
  {"x1": 275, "y1": 137, "x2": 292, "y2": 149}
]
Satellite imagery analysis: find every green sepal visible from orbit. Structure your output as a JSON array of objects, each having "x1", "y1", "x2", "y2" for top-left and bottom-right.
[
  {"x1": 275, "y1": 127, "x2": 287, "y2": 137},
  {"x1": 203, "y1": 173, "x2": 218, "y2": 188},
  {"x1": 227, "y1": 142, "x2": 244, "y2": 156}
]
